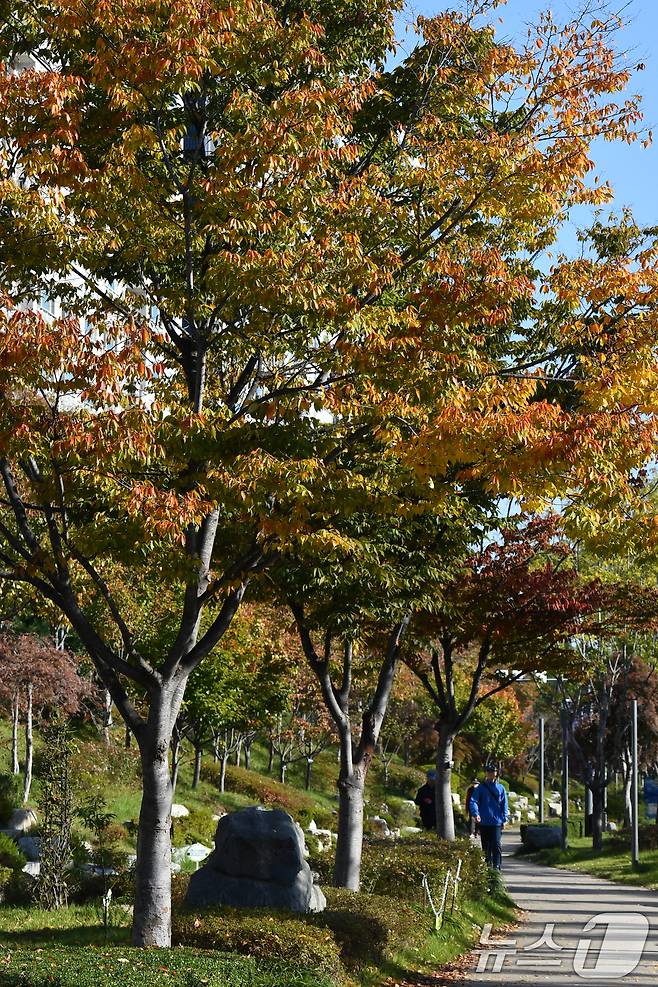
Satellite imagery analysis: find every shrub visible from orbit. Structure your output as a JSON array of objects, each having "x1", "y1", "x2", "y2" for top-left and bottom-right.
[
  {"x1": 173, "y1": 908, "x2": 342, "y2": 979},
  {"x1": 2, "y1": 868, "x2": 37, "y2": 905},
  {"x1": 320, "y1": 887, "x2": 426, "y2": 967},
  {"x1": 360, "y1": 836, "x2": 487, "y2": 903},
  {"x1": 172, "y1": 809, "x2": 217, "y2": 848},
  {"x1": 0, "y1": 946, "x2": 337, "y2": 987},
  {"x1": 0, "y1": 833, "x2": 26, "y2": 871},
  {"x1": 371, "y1": 762, "x2": 424, "y2": 797},
  {"x1": 0, "y1": 774, "x2": 22, "y2": 824}
]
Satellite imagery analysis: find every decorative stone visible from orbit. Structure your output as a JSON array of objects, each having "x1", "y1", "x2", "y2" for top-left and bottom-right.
[
  {"x1": 606, "y1": 821, "x2": 618, "y2": 832},
  {"x1": 526, "y1": 810, "x2": 537, "y2": 821},
  {"x1": 521, "y1": 824, "x2": 561, "y2": 850},
  {"x1": 185, "y1": 806, "x2": 325, "y2": 913},
  {"x1": 451, "y1": 793, "x2": 461, "y2": 806},
  {"x1": 171, "y1": 804, "x2": 190, "y2": 819},
  {"x1": 7, "y1": 808, "x2": 38, "y2": 834},
  {"x1": 400, "y1": 826, "x2": 421, "y2": 836},
  {"x1": 371, "y1": 815, "x2": 390, "y2": 836},
  {"x1": 17, "y1": 835, "x2": 41, "y2": 861},
  {"x1": 22, "y1": 861, "x2": 40, "y2": 877}
]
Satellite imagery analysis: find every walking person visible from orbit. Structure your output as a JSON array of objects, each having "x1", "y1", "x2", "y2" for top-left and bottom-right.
[
  {"x1": 414, "y1": 769, "x2": 437, "y2": 830},
  {"x1": 464, "y1": 777, "x2": 480, "y2": 839},
  {"x1": 468, "y1": 762, "x2": 508, "y2": 870}
]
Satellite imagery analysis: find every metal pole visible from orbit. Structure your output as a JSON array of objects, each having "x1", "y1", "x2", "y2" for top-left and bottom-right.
[
  {"x1": 632, "y1": 699, "x2": 639, "y2": 869},
  {"x1": 539, "y1": 717, "x2": 545, "y2": 824},
  {"x1": 561, "y1": 706, "x2": 569, "y2": 851}
]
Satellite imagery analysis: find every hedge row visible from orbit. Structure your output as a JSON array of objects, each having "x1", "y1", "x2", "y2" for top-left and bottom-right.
[
  {"x1": 0, "y1": 946, "x2": 335, "y2": 987},
  {"x1": 173, "y1": 908, "x2": 342, "y2": 978},
  {"x1": 174, "y1": 883, "x2": 433, "y2": 974}
]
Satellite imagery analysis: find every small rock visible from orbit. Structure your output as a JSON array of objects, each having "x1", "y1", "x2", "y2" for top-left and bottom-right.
[
  {"x1": 171, "y1": 804, "x2": 189, "y2": 819},
  {"x1": 400, "y1": 826, "x2": 421, "y2": 836},
  {"x1": 371, "y1": 815, "x2": 390, "y2": 836},
  {"x1": 8, "y1": 808, "x2": 38, "y2": 834},
  {"x1": 606, "y1": 821, "x2": 618, "y2": 832},
  {"x1": 22, "y1": 861, "x2": 40, "y2": 877}
]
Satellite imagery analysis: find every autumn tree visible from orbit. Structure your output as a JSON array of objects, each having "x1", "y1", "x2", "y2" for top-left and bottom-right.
[
  {"x1": 0, "y1": 633, "x2": 89, "y2": 803},
  {"x1": 405, "y1": 516, "x2": 606, "y2": 839},
  {"x1": 1, "y1": 0, "x2": 657, "y2": 944}
]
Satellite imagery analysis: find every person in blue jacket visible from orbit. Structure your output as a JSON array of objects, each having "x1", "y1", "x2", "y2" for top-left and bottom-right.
[{"x1": 468, "y1": 762, "x2": 508, "y2": 870}]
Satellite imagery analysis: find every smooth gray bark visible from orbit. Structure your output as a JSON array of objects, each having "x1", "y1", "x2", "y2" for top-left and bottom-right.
[
  {"x1": 133, "y1": 725, "x2": 173, "y2": 948},
  {"x1": 435, "y1": 726, "x2": 455, "y2": 840},
  {"x1": 103, "y1": 688, "x2": 113, "y2": 747},
  {"x1": 192, "y1": 745, "x2": 202, "y2": 789},
  {"x1": 11, "y1": 691, "x2": 19, "y2": 775},
  {"x1": 219, "y1": 752, "x2": 228, "y2": 793},
  {"x1": 334, "y1": 761, "x2": 366, "y2": 890},
  {"x1": 305, "y1": 757, "x2": 313, "y2": 790},
  {"x1": 22, "y1": 681, "x2": 33, "y2": 804}
]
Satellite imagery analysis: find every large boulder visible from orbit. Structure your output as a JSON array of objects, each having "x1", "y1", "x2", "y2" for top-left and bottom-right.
[
  {"x1": 521, "y1": 824, "x2": 561, "y2": 850},
  {"x1": 185, "y1": 806, "x2": 325, "y2": 913}
]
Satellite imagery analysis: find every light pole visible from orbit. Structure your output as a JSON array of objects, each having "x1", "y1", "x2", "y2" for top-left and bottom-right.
[
  {"x1": 539, "y1": 716, "x2": 545, "y2": 824},
  {"x1": 632, "y1": 698, "x2": 639, "y2": 869},
  {"x1": 560, "y1": 705, "x2": 569, "y2": 851}
]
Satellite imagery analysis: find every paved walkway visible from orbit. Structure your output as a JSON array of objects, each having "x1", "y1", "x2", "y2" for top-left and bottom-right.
[{"x1": 463, "y1": 833, "x2": 658, "y2": 985}]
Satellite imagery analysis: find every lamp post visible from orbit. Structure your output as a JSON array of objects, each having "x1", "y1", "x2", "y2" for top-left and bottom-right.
[
  {"x1": 632, "y1": 698, "x2": 639, "y2": 869},
  {"x1": 539, "y1": 716, "x2": 545, "y2": 824}
]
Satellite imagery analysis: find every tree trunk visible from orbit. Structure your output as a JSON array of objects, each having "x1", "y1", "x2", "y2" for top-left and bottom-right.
[
  {"x1": 244, "y1": 737, "x2": 252, "y2": 770},
  {"x1": 305, "y1": 757, "x2": 313, "y2": 790},
  {"x1": 103, "y1": 688, "x2": 113, "y2": 747},
  {"x1": 11, "y1": 691, "x2": 19, "y2": 776},
  {"x1": 132, "y1": 725, "x2": 173, "y2": 947},
  {"x1": 267, "y1": 740, "x2": 274, "y2": 774},
  {"x1": 219, "y1": 752, "x2": 228, "y2": 793},
  {"x1": 22, "y1": 682, "x2": 33, "y2": 804},
  {"x1": 234, "y1": 736, "x2": 242, "y2": 767},
  {"x1": 279, "y1": 757, "x2": 287, "y2": 784},
  {"x1": 333, "y1": 762, "x2": 366, "y2": 890},
  {"x1": 435, "y1": 725, "x2": 455, "y2": 840},
  {"x1": 170, "y1": 731, "x2": 181, "y2": 797},
  {"x1": 623, "y1": 767, "x2": 632, "y2": 829},
  {"x1": 125, "y1": 724, "x2": 132, "y2": 749},
  {"x1": 592, "y1": 783, "x2": 604, "y2": 851},
  {"x1": 192, "y1": 746, "x2": 202, "y2": 789}
]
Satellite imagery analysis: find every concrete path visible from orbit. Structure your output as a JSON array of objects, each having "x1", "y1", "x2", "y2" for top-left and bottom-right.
[{"x1": 463, "y1": 833, "x2": 658, "y2": 985}]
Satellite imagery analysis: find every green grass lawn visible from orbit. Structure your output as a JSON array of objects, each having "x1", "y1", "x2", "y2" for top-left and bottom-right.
[{"x1": 528, "y1": 834, "x2": 658, "y2": 890}]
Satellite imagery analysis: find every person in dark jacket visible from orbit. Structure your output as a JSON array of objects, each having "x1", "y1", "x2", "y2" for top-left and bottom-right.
[
  {"x1": 414, "y1": 769, "x2": 437, "y2": 830},
  {"x1": 464, "y1": 778, "x2": 480, "y2": 838},
  {"x1": 468, "y1": 763, "x2": 508, "y2": 870}
]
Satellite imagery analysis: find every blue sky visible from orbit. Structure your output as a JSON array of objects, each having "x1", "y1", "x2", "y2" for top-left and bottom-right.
[{"x1": 396, "y1": 1, "x2": 658, "y2": 252}]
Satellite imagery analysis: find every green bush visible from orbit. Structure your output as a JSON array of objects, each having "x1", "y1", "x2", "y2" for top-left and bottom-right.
[
  {"x1": 320, "y1": 887, "x2": 426, "y2": 967},
  {"x1": 173, "y1": 908, "x2": 342, "y2": 979},
  {"x1": 2, "y1": 869, "x2": 36, "y2": 906},
  {"x1": 360, "y1": 837, "x2": 487, "y2": 902},
  {"x1": 0, "y1": 775, "x2": 22, "y2": 825},
  {"x1": 172, "y1": 809, "x2": 217, "y2": 848},
  {"x1": 0, "y1": 833, "x2": 26, "y2": 871},
  {"x1": 0, "y1": 946, "x2": 336, "y2": 987},
  {"x1": 372, "y1": 762, "x2": 424, "y2": 797}
]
